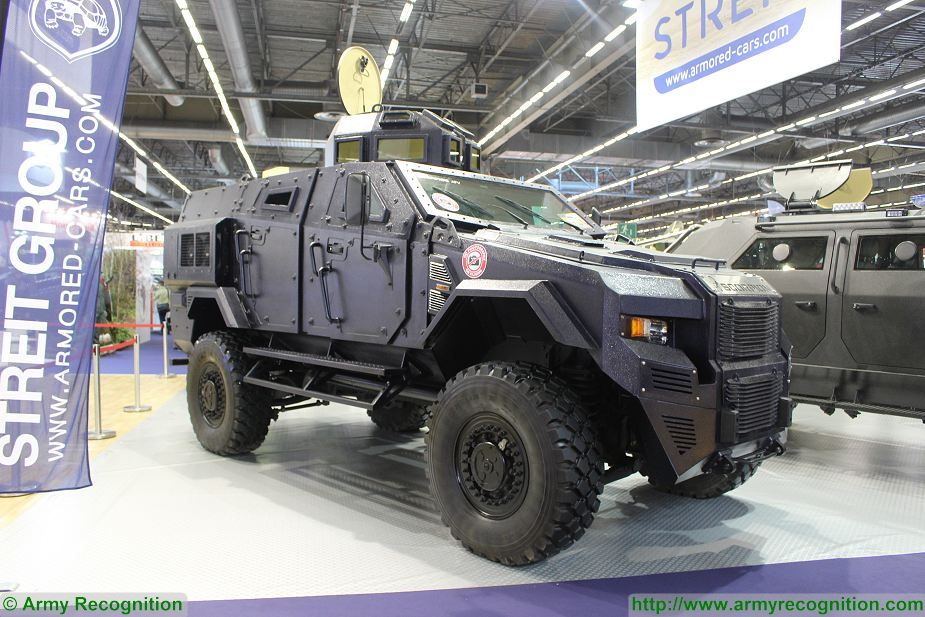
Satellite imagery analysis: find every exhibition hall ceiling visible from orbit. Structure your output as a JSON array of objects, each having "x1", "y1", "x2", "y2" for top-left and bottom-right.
[{"x1": 113, "y1": 0, "x2": 925, "y2": 235}]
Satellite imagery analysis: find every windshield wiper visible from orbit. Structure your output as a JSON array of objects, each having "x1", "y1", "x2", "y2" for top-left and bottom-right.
[
  {"x1": 493, "y1": 195, "x2": 554, "y2": 225},
  {"x1": 437, "y1": 188, "x2": 527, "y2": 228}
]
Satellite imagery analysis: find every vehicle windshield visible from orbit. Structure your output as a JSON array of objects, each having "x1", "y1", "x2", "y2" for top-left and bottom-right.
[{"x1": 411, "y1": 169, "x2": 594, "y2": 232}]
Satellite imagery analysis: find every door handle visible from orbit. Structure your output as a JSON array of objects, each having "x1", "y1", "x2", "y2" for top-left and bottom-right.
[
  {"x1": 309, "y1": 241, "x2": 341, "y2": 323},
  {"x1": 830, "y1": 237, "x2": 849, "y2": 295},
  {"x1": 794, "y1": 301, "x2": 817, "y2": 311},
  {"x1": 852, "y1": 303, "x2": 877, "y2": 312}
]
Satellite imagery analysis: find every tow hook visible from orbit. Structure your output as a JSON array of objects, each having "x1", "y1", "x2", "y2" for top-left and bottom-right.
[{"x1": 703, "y1": 437, "x2": 786, "y2": 474}]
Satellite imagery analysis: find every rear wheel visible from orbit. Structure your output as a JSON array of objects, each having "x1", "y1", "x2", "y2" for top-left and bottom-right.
[
  {"x1": 367, "y1": 401, "x2": 429, "y2": 433},
  {"x1": 426, "y1": 362, "x2": 604, "y2": 565},
  {"x1": 187, "y1": 331, "x2": 273, "y2": 455},
  {"x1": 649, "y1": 462, "x2": 760, "y2": 499}
]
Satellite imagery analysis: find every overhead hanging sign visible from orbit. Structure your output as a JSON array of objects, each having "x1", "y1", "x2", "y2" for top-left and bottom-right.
[
  {"x1": 0, "y1": 0, "x2": 140, "y2": 493},
  {"x1": 636, "y1": 0, "x2": 842, "y2": 132}
]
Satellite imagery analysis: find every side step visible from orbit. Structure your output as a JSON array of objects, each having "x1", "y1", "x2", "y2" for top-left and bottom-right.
[
  {"x1": 242, "y1": 375, "x2": 377, "y2": 410},
  {"x1": 243, "y1": 346, "x2": 400, "y2": 377}
]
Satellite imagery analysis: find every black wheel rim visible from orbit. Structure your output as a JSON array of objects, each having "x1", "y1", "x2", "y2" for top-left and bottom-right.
[
  {"x1": 198, "y1": 363, "x2": 227, "y2": 428},
  {"x1": 455, "y1": 413, "x2": 528, "y2": 519}
]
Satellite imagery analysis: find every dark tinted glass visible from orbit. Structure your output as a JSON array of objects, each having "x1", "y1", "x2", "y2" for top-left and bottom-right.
[
  {"x1": 855, "y1": 234, "x2": 925, "y2": 271},
  {"x1": 733, "y1": 237, "x2": 828, "y2": 271}
]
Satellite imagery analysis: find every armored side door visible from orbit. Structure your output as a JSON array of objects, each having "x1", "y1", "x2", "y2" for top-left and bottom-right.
[
  {"x1": 841, "y1": 229, "x2": 925, "y2": 370},
  {"x1": 235, "y1": 172, "x2": 314, "y2": 333},
  {"x1": 731, "y1": 232, "x2": 836, "y2": 359},
  {"x1": 302, "y1": 164, "x2": 413, "y2": 343}
]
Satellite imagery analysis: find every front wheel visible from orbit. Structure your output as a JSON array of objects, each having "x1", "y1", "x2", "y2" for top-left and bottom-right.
[
  {"x1": 425, "y1": 362, "x2": 604, "y2": 565},
  {"x1": 649, "y1": 462, "x2": 760, "y2": 499},
  {"x1": 187, "y1": 332, "x2": 273, "y2": 455}
]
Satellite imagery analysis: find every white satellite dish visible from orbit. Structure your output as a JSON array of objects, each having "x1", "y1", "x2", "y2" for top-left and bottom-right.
[{"x1": 337, "y1": 46, "x2": 383, "y2": 116}]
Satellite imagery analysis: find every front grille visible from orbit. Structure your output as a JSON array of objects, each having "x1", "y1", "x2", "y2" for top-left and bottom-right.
[
  {"x1": 180, "y1": 234, "x2": 194, "y2": 267},
  {"x1": 194, "y1": 232, "x2": 211, "y2": 267},
  {"x1": 725, "y1": 373, "x2": 782, "y2": 437},
  {"x1": 428, "y1": 257, "x2": 452, "y2": 284},
  {"x1": 663, "y1": 415, "x2": 696, "y2": 455},
  {"x1": 428, "y1": 290, "x2": 448, "y2": 314},
  {"x1": 650, "y1": 366, "x2": 694, "y2": 394},
  {"x1": 718, "y1": 301, "x2": 780, "y2": 361}
]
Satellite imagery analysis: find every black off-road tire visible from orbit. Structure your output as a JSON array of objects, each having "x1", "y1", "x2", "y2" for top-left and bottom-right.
[
  {"x1": 649, "y1": 462, "x2": 761, "y2": 499},
  {"x1": 368, "y1": 401, "x2": 429, "y2": 433},
  {"x1": 187, "y1": 331, "x2": 273, "y2": 456},
  {"x1": 425, "y1": 362, "x2": 604, "y2": 566}
]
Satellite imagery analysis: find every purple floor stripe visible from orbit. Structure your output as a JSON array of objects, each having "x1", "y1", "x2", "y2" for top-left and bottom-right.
[
  {"x1": 188, "y1": 552, "x2": 925, "y2": 617},
  {"x1": 99, "y1": 331, "x2": 187, "y2": 375}
]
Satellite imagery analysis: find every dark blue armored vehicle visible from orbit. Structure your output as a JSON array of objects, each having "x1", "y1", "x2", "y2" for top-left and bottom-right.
[{"x1": 163, "y1": 110, "x2": 791, "y2": 565}]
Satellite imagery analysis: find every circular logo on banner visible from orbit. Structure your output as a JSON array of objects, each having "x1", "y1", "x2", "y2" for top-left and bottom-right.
[
  {"x1": 29, "y1": 0, "x2": 123, "y2": 63},
  {"x1": 431, "y1": 193, "x2": 460, "y2": 212},
  {"x1": 461, "y1": 244, "x2": 488, "y2": 279}
]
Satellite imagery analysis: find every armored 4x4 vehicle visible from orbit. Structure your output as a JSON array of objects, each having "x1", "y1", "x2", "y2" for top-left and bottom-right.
[
  {"x1": 673, "y1": 161, "x2": 925, "y2": 421},
  {"x1": 163, "y1": 48, "x2": 790, "y2": 566}
]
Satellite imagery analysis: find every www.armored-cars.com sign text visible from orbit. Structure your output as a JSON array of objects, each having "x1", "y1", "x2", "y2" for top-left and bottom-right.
[{"x1": 0, "y1": 0, "x2": 140, "y2": 492}]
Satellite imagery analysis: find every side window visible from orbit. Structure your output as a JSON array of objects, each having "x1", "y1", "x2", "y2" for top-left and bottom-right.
[
  {"x1": 448, "y1": 138, "x2": 462, "y2": 166},
  {"x1": 469, "y1": 146, "x2": 481, "y2": 171},
  {"x1": 378, "y1": 137, "x2": 426, "y2": 161},
  {"x1": 855, "y1": 234, "x2": 925, "y2": 271},
  {"x1": 733, "y1": 237, "x2": 828, "y2": 271},
  {"x1": 337, "y1": 139, "x2": 362, "y2": 163},
  {"x1": 342, "y1": 174, "x2": 389, "y2": 225},
  {"x1": 368, "y1": 186, "x2": 389, "y2": 224}
]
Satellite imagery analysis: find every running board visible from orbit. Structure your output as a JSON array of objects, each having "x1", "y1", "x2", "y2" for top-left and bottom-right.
[
  {"x1": 243, "y1": 346, "x2": 401, "y2": 377},
  {"x1": 242, "y1": 375, "x2": 377, "y2": 410},
  {"x1": 793, "y1": 395, "x2": 925, "y2": 421}
]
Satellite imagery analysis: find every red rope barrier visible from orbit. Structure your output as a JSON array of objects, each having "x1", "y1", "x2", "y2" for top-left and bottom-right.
[
  {"x1": 99, "y1": 339, "x2": 135, "y2": 354},
  {"x1": 95, "y1": 323, "x2": 163, "y2": 329}
]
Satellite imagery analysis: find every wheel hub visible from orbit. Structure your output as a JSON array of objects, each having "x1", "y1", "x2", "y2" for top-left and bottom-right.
[
  {"x1": 200, "y1": 380, "x2": 217, "y2": 413},
  {"x1": 198, "y1": 366, "x2": 226, "y2": 428},
  {"x1": 456, "y1": 415, "x2": 528, "y2": 519},
  {"x1": 470, "y1": 441, "x2": 507, "y2": 492}
]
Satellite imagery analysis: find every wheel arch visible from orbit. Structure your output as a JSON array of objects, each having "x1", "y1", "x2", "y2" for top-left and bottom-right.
[{"x1": 425, "y1": 280, "x2": 596, "y2": 378}]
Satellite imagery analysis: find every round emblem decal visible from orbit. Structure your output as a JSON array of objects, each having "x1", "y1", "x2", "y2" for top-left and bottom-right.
[
  {"x1": 462, "y1": 244, "x2": 488, "y2": 279},
  {"x1": 432, "y1": 193, "x2": 460, "y2": 212}
]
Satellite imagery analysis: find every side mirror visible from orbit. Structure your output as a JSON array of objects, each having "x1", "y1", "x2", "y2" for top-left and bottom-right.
[
  {"x1": 591, "y1": 207, "x2": 603, "y2": 226},
  {"x1": 894, "y1": 240, "x2": 918, "y2": 262},
  {"x1": 344, "y1": 173, "x2": 369, "y2": 226},
  {"x1": 772, "y1": 243, "x2": 792, "y2": 263}
]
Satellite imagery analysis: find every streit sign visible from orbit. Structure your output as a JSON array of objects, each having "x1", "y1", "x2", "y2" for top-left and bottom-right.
[
  {"x1": 0, "y1": 0, "x2": 140, "y2": 492},
  {"x1": 635, "y1": 0, "x2": 842, "y2": 132}
]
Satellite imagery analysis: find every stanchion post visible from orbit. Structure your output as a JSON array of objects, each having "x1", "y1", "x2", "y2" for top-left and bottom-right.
[
  {"x1": 124, "y1": 334, "x2": 152, "y2": 413},
  {"x1": 88, "y1": 344, "x2": 116, "y2": 440},
  {"x1": 160, "y1": 322, "x2": 176, "y2": 379}
]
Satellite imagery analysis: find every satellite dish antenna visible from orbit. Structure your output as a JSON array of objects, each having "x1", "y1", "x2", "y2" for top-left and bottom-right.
[{"x1": 337, "y1": 46, "x2": 383, "y2": 116}]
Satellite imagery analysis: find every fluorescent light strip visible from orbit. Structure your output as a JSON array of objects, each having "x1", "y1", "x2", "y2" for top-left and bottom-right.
[
  {"x1": 478, "y1": 4, "x2": 638, "y2": 148},
  {"x1": 585, "y1": 41, "x2": 606, "y2": 58},
  {"x1": 174, "y1": 0, "x2": 257, "y2": 177},
  {"x1": 886, "y1": 0, "x2": 915, "y2": 11},
  {"x1": 110, "y1": 191, "x2": 174, "y2": 224},
  {"x1": 599, "y1": 127, "x2": 922, "y2": 217},
  {"x1": 846, "y1": 12, "x2": 882, "y2": 31},
  {"x1": 235, "y1": 137, "x2": 257, "y2": 178},
  {"x1": 567, "y1": 77, "x2": 915, "y2": 202},
  {"x1": 399, "y1": 2, "x2": 414, "y2": 22},
  {"x1": 21, "y1": 50, "x2": 191, "y2": 196}
]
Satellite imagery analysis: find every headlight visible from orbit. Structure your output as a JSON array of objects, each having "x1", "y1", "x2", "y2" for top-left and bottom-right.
[{"x1": 620, "y1": 315, "x2": 670, "y2": 345}]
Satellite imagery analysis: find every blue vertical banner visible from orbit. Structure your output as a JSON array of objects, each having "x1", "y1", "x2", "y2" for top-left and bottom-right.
[{"x1": 0, "y1": 0, "x2": 140, "y2": 492}]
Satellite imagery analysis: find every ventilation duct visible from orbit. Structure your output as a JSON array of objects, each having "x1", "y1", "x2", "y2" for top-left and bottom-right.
[
  {"x1": 132, "y1": 27, "x2": 184, "y2": 107},
  {"x1": 208, "y1": 0, "x2": 268, "y2": 139}
]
